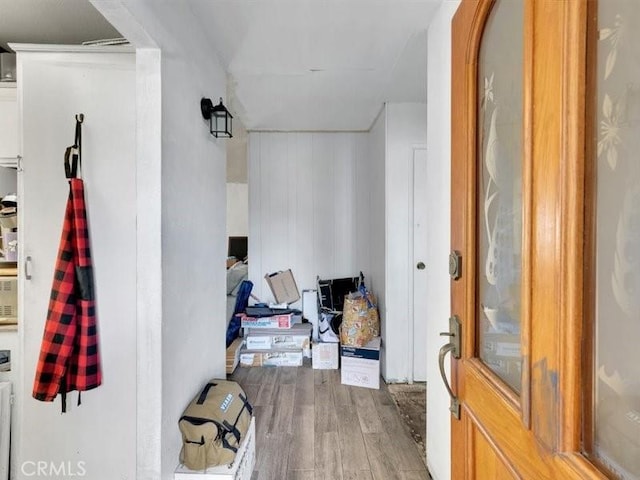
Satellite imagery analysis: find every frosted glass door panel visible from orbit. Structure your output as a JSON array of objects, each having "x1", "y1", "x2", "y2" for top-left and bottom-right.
[
  {"x1": 477, "y1": 0, "x2": 524, "y2": 393},
  {"x1": 594, "y1": 1, "x2": 640, "y2": 477}
]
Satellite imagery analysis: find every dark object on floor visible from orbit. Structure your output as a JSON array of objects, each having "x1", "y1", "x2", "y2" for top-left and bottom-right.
[
  {"x1": 226, "y1": 280, "x2": 253, "y2": 347},
  {"x1": 317, "y1": 276, "x2": 359, "y2": 311},
  {"x1": 245, "y1": 305, "x2": 296, "y2": 317},
  {"x1": 387, "y1": 383, "x2": 427, "y2": 466}
]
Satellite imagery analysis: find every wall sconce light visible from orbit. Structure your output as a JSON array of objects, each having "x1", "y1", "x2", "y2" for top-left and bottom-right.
[{"x1": 201, "y1": 97, "x2": 233, "y2": 138}]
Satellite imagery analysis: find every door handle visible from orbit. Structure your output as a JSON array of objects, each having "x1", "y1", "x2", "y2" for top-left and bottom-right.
[
  {"x1": 438, "y1": 315, "x2": 461, "y2": 419},
  {"x1": 25, "y1": 255, "x2": 32, "y2": 280},
  {"x1": 416, "y1": 261, "x2": 425, "y2": 270}
]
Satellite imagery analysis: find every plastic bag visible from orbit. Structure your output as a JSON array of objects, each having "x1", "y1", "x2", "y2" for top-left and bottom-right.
[{"x1": 340, "y1": 285, "x2": 379, "y2": 347}]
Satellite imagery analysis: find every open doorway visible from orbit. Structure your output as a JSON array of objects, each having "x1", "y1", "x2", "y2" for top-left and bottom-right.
[{"x1": 225, "y1": 117, "x2": 250, "y2": 328}]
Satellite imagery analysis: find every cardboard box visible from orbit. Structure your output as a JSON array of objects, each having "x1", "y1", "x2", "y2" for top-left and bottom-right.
[
  {"x1": 174, "y1": 416, "x2": 255, "y2": 480},
  {"x1": 312, "y1": 342, "x2": 339, "y2": 369},
  {"x1": 481, "y1": 330, "x2": 522, "y2": 387},
  {"x1": 341, "y1": 337, "x2": 381, "y2": 389},
  {"x1": 226, "y1": 337, "x2": 244, "y2": 375},
  {"x1": 239, "y1": 349, "x2": 303, "y2": 367},
  {"x1": 264, "y1": 270, "x2": 300, "y2": 304},
  {"x1": 239, "y1": 313, "x2": 301, "y2": 330},
  {"x1": 482, "y1": 331, "x2": 520, "y2": 358},
  {"x1": 245, "y1": 322, "x2": 311, "y2": 357},
  {"x1": 482, "y1": 355, "x2": 522, "y2": 388}
]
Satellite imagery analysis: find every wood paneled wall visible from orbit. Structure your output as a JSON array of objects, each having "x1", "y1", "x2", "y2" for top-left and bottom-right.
[{"x1": 248, "y1": 131, "x2": 385, "y2": 309}]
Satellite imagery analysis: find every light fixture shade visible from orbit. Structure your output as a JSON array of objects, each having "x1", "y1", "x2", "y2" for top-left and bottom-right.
[{"x1": 201, "y1": 97, "x2": 233, "y2": 138}]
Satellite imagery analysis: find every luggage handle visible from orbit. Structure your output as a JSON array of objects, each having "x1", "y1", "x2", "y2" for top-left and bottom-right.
[{"x1": 196, "y1": 382, "x2": 218, "y2": 405}]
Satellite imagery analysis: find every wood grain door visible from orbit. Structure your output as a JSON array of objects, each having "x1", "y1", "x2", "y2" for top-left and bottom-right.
[{"x1": 448, "y1": 0, "x2": 640, "y2": 478}]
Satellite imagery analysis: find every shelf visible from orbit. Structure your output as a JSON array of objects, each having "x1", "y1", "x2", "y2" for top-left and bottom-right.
[{"x1": 0, "y1": 263, "x2": 17, "y2": 276}]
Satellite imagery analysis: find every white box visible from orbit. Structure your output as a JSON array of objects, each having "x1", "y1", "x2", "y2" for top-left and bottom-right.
[
  {"x1": 302, "y1": 289, "x2": 319, "y2": 341},
  {"x1": 239, "y1": 350, "x2": 303, "y2": 367},
  {"x1": 312, "y1": 342, "x2": 339, "y2": 369},
  {"x1": 245, "y1": 323, "x2": 311, "y2": 357},
  {"x1": 174, "y1": 417, "x2": 255, "y2": 480},
  {"x1": 340, "y1": 337, "x2": 381, "y2": 389}
]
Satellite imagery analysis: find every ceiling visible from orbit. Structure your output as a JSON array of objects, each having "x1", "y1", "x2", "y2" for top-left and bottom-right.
[
  {"x1": 0, "y1": 0, "x2": 120, "y2": 51},
  {"x1": 192, "y1": 0, "x2": 441, "y2": 130},
  {"x1": 0, "y1": 0, "x2": 441, "y2": 131}
]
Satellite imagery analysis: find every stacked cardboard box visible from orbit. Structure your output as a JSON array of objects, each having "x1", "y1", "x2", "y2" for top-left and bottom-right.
[
  {"x1": 226, "y1": 337, "x2": 245, "y2": 375},
  {"x1": 239, "y1": 322, "x2": 312, "y2": 368},
  {"x1": 237, "y1": 269, "x2": 312, "y2": 368},
  {"x1": 239, "y1": 312, "x2": 302, "y2": 330}
]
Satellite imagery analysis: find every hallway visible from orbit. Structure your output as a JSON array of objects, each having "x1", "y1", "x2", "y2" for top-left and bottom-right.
[{"x1": 231, "y1": 365, "x2": 430, "y2": 480}]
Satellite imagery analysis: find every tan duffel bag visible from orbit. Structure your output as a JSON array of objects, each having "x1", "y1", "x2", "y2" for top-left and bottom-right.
[{"x1": 178, "y1": 379, "x2": 253, "y2": 470}]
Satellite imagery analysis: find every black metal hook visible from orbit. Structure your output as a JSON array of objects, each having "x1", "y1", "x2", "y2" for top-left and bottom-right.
[{"x1": 65, "y1": 114, "x2": 84, "y2": 179}]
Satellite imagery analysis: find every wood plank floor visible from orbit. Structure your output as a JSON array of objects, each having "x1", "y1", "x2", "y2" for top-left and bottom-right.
[{"x1": 231, "y1": 363, "x2": 431, "y2": 480}]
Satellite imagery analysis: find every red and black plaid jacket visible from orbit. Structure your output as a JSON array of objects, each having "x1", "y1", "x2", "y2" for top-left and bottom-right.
[{"x1": 33, "y1": 177, "x2": 101, "y2": 410}]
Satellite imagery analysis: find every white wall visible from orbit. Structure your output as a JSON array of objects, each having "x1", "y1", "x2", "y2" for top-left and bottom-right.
[
  {"x1": 96, "y1": 2, "x2": 229, "y2": 478},
  {"x1": 248, "y1": 132, "x2": 371, "y2": 304},
  {"x1": 247, "y1": 105, "x2": 428, "y2": 384},
  {"x1": 227, "y1": 183, "x2": 248, "y2": 238},
  {"x1": 364, "y1": 111, "x2": 387, "y2": 376},
  {"x1": 16, "y1": 47, "x2": 137, "y2": 480},
  {"x1": 384, "y1": 103, "x2": 427, "y2": 382},
  {"x1": 425, "y1": 2, "x2": 459, "y2": 479},
  {"x1": 121, "y1": 4, "x2": 228, "y2": 479}
]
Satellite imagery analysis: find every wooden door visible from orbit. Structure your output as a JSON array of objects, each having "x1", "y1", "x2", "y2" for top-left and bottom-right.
[{"x1": 449, "y1": 0, "x2": 640, "y2": 478}]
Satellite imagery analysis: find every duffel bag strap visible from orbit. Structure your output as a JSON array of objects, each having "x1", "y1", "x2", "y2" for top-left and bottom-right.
[
  {"x1": 226, "y1": 393, "x2": 253, "y2": 439},
  {"x1": 239, "y1": 393, "x2": 253, "y2": 415},
  {"x1": 196, "y1": 382, "x2": 218, "y2": 404},
  {"x1": 222, "y1": 420, "x2": 241, "y2": 444},
  {"x1": 180, "y1": 415, "x2": 218, "y2": 426},
  {"x1": 221, "y1": 435, "x2": 238, "y2": 454}
]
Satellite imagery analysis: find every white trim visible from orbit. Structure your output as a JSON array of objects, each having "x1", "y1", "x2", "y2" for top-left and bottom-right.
[
  {"x1": 0, "y1": 157, "x2": 18, "y2": 169},
  {"x1": 0, "y1": 382, "x2": 10, "y2": 480},
  {"x1": 408, "y1": 150, "x2": 416, "y2": 384},
  {"x1": 8, "y1": 43, "x2": 135, "y2": 54},
  {"x1": 135, "y1": 48, "x2": 163, "y2": 480},
  {"x1": 90, "y1": 0, "x2": 158, "y2": 49}
]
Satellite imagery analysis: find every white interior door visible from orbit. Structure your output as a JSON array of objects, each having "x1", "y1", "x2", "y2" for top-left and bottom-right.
[
  {"x1": 412, "y1": 147, "x2": 428, "y2": 382},
  {"x1": 16, "y1": 46, "x2": 137, "y2": 480}
]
